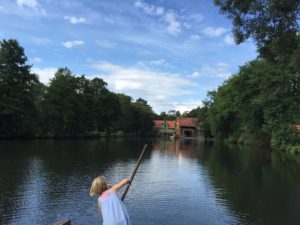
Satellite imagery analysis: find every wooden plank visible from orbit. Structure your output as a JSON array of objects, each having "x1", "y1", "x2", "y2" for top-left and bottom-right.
[{"x1": 53, "y1": 219, "x2": 71, "y2": 225}]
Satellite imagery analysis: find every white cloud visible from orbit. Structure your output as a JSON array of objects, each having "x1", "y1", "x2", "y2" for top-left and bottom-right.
[
  {"x1": 91, "y1": 61, "x2": 194, "y2": 112},
  {"x1": 17, "y1": 0, "x2": 38, "y2": 9},
  {"x1": 189, "y1": 13, "x2": 204, "y2": 23},
  {"x1": 64, "y1": 16, "x2": 87, "y2": 24},
  {"x1": 191, "y1": 63, "x2": 231, "y2": 78},
  {"x1": 134, "y1": 0, "x2": 164, "y2": 16},
  {"x1": 0, "y1": 6, "x2": 8, "y2": 14},
  {"x1": 62, "y1": 40, "x2": 84, "y2": 48},
  {"x1": 16, "y1": 0, "x2": 46, "y2": 15},
  {"x1": 32, "y1": 67, "x2": 57, "y2": 85},
  {"x1": 149, "y1": 59, "x2": 166, "y2": 65},
  {"x1": 172, "y1": 99, "x2": 204, "y2": 113},
  {"x1": 183, "y1": 22, "x2": 191, "y2": 29},
  {"x1": 224, "y1": 34, "x2": 235, "y2": 45},
  {"x1": 164, "y1": 12, "x2": 181, "y2": 35},
  {"x1": 156, "y1": 7, "x2": 164, "y2": 16},
  {"x1": 134, "y1": 0, "x2": 181, "y2": 35},
  {"x1": 191, "y1": 71, "x2": 200, "y2": 77},
  {"x1": 189, "y1": 34, "x2": 201, "y2": 41},
  {"x1": 137, "y1": 58, "x2": 168, "y2": 68},
  {"x1": 202, "y1": 27, "x2": 227, "y2": 37},
  {"x1": 179, "y1": 13, "x2": 204, "y2": 31},
  {"x1": 138, "y1": 58, "x2": 166, "y2": 66},
  {"x1": 96, "y1": 40, "x2": 116, "y2": 48},
  {"x1": 33, "y1": 57, "x2": 42, "y2": 63}
]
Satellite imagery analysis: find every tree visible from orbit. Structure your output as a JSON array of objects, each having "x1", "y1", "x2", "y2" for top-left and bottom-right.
[
  {"x1": 96, "y1": 91, "x2": 120, "y2": 134},
  {"x1": 132, "y1": 98, "x2": 155, "y2": 135},
  {"x1": 187, "y1": 101, "x2": 212, "y2": 137},
  {"x1": 40, "y1": 68, "x2": 86, "y2": 136},
  {"x1": 89, "y1": 77, "x2": 109, "y2": 132},
  {"x1": 214, "y1": 0, "x2": 300, "y2": 61},
  {"x1": 209, "y1": 1, "x2": 300, "y2": 149},
  {"x1": 116, "y1": 94, "x2": 135, "y2": 133},
  {"x1": 0, "y1": 39, "x2": 39, "y2": 137}
]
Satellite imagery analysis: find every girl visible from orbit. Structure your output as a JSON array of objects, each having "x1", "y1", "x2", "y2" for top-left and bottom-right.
[{"x1": 90, "y1": 176, "x2": 133, "y2": 225}]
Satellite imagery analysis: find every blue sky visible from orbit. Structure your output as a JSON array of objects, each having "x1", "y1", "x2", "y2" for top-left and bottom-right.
[{"x1": 0, "y1": 0, "x2": 257, "y2": 113}]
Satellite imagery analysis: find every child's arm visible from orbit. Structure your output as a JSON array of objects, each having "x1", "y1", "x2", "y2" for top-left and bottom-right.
[{"x1": 111, "y1": 178, "x2": 131, "y2": 192}]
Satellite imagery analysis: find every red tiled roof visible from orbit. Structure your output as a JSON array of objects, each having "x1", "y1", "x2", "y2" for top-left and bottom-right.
[
  {"x1": 153, "y1": 120, "x2": 176, "y2": 129},
  {"x1": 167, "y1": 121, "x2": 175, "y2": 129},
  {"x1": 154, "y1": 117, "x2": 198, "y2": 129},
  {"x1": 153, "y1": 120, "x2": 164, "y2": 128},
  {"x1": 178, "y1": 117, "x2": 198, "y2": 127}
]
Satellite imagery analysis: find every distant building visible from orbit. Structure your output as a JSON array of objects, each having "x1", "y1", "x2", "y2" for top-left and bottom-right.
[
  {"x1": 294, "y1": 125, "x2": 300, "y2": 136},
  {"x1": 175, "y1": 117, "x2": 198, "y2": 137},
  {"x1": 153, "y1": 120, "x2": 175, "y2": 135},
  {"x1": 153, "y1": 117, "x2": 199, "y2": 138}
]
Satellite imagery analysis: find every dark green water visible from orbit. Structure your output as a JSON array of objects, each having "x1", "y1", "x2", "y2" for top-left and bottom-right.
[{"x1": 0, "y1": 139, "x2": 299, "y2": 225}]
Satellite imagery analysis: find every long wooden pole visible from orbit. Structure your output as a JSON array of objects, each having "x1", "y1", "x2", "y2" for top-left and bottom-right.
[{"x1": 121, "y1": 144, "x2": 147, "y2": 201}]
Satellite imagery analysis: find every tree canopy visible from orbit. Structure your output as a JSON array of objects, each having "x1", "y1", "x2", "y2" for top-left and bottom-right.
[
  {"x1": 214, "y1": 0, "x2": 300, "y2": 61},
  {"x1": 0, "y1": 39, "x2": 39, "y2": 137},
  {"x1": 0, "y1": 39, "x2": 156, "y2": 138},
  {"x1": 196, "y1": 1, "x2": 300, "y2": 151}
]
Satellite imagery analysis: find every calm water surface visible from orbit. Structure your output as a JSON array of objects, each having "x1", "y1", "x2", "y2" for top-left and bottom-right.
[{"x1": 0, "y1": 139, "x2": 300, "y2": 225}]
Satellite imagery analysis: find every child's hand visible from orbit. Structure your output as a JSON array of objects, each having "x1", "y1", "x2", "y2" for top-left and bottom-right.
[{"x1": 126, "y1": 178, "x2": 131, "y2": 185}]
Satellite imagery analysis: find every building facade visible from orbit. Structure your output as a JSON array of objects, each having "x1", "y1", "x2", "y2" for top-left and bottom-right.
[{"x1": 153, "y1": 117, "x2": 199, "y2": 138}]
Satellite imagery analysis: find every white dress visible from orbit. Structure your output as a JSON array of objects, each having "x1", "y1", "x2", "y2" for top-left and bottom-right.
[{"x1": 98, "y1": 189, "x2": 133, "y2": 225}]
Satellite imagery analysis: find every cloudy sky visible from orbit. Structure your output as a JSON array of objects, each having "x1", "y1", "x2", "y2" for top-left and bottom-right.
[{"x1": 0, "y1": 0, "x2": 257, "y2": 113}]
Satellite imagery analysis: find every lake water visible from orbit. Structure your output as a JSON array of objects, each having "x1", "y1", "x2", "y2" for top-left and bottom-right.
[{"x1": 0, "y1": 139, "x2": 300, "y2": 225}]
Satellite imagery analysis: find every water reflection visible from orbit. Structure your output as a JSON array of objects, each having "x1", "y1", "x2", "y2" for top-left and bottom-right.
[
  {"x1": 154, "y1": 139, "x2": 300, "y2": 225},
  {"x1": 0, "y1": 139, "x2": 300, "y2": 225},
  {"x1": 209, "y1": 145, "x2": 300, "y2": 225},
  {"x1": 154, "y1": 139, "x2": 209, "y2": 159},
  {"x1": 0, "y1": 139, "x2": 145, "y2": 225}
]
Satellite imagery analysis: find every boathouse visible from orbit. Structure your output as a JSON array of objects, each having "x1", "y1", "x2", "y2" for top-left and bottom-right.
[
  {"x1": 153, "y1": 120, "x2": 176, "y2": 135},
  {"x1": 176, "y1": 117, "x2": 198, "y2": 138},
  {"x1": 153, "y1": 117, "x2": 199, "y2": 138}
]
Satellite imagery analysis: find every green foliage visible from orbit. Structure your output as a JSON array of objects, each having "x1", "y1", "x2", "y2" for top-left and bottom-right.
[
  {"x1": 0, "y1": 39, "x2": 155, "y2": 138},
  {"x1": 156, "y1": 111, "x2": 176, "y2": 120},
  {"x1": 207, "y1": 77, "x2": 240, "y2": 139},
  {"x1": 155, "y1": 110, "x2": 181, "y2": 120},
  {"x1": 40, "y1": 68, "x2": 95, "y2": 136},
  {"x1": 116, "y1": 94, "x2": 135, "y2": 133},
  {"x1": 286, "y1": 145, "x2": 300, "y2": 154},
  {"x1": 115, "y1": 95, "x2": 155, "y2": 136},
  {"x1": 187, "y1": 100, "x2": 212, "y2": 137},
  {"x1": 270, "y1": 123, "x2": 298, "y2": 150},
  {"x1": 205, "y1": 58, "x2": 300, "y2": 148},
  {"x1": 199, "y1": 1, "x2": 300, "y2": 149},
  {"x1": 214, "y1": 0, "x2": 300, "y2": 61},
  {"x1": 132, "y1": 98, "x2": 155, "y2": 135},
  {"x1": 0, "y1": 39, "x2": 39, "y2": 137}
]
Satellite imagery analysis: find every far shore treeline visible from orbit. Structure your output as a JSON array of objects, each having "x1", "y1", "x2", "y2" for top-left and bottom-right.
[
  {"x1": 0, "y1": 39, "x2": 156, "y2": 138},
  {"x1": 207, "y1": 0, "x2": 300, "y2": 153},
  {"x1": 1, "y1": 1, "x2": 300, "y2": 153}
]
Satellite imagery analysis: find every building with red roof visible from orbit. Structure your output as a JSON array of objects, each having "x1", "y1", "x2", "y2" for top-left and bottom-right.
[
  {"x1": 176, "y1": 117, "x2": 199, "y2": 137},
  {"x1": 293, "y1": 125, "x2": 300, "y2": 135},
  {"x1": 153, "y1": 117, "x2": 199, "y2": 138},
  {"x1": 153, "y1": 120, "x2": 176, "y2": 135}
]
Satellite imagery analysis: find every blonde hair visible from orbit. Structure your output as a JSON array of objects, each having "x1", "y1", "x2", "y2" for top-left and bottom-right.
[{"x1": 90, "y1": 176, "x2": 109, "y2": 197}]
